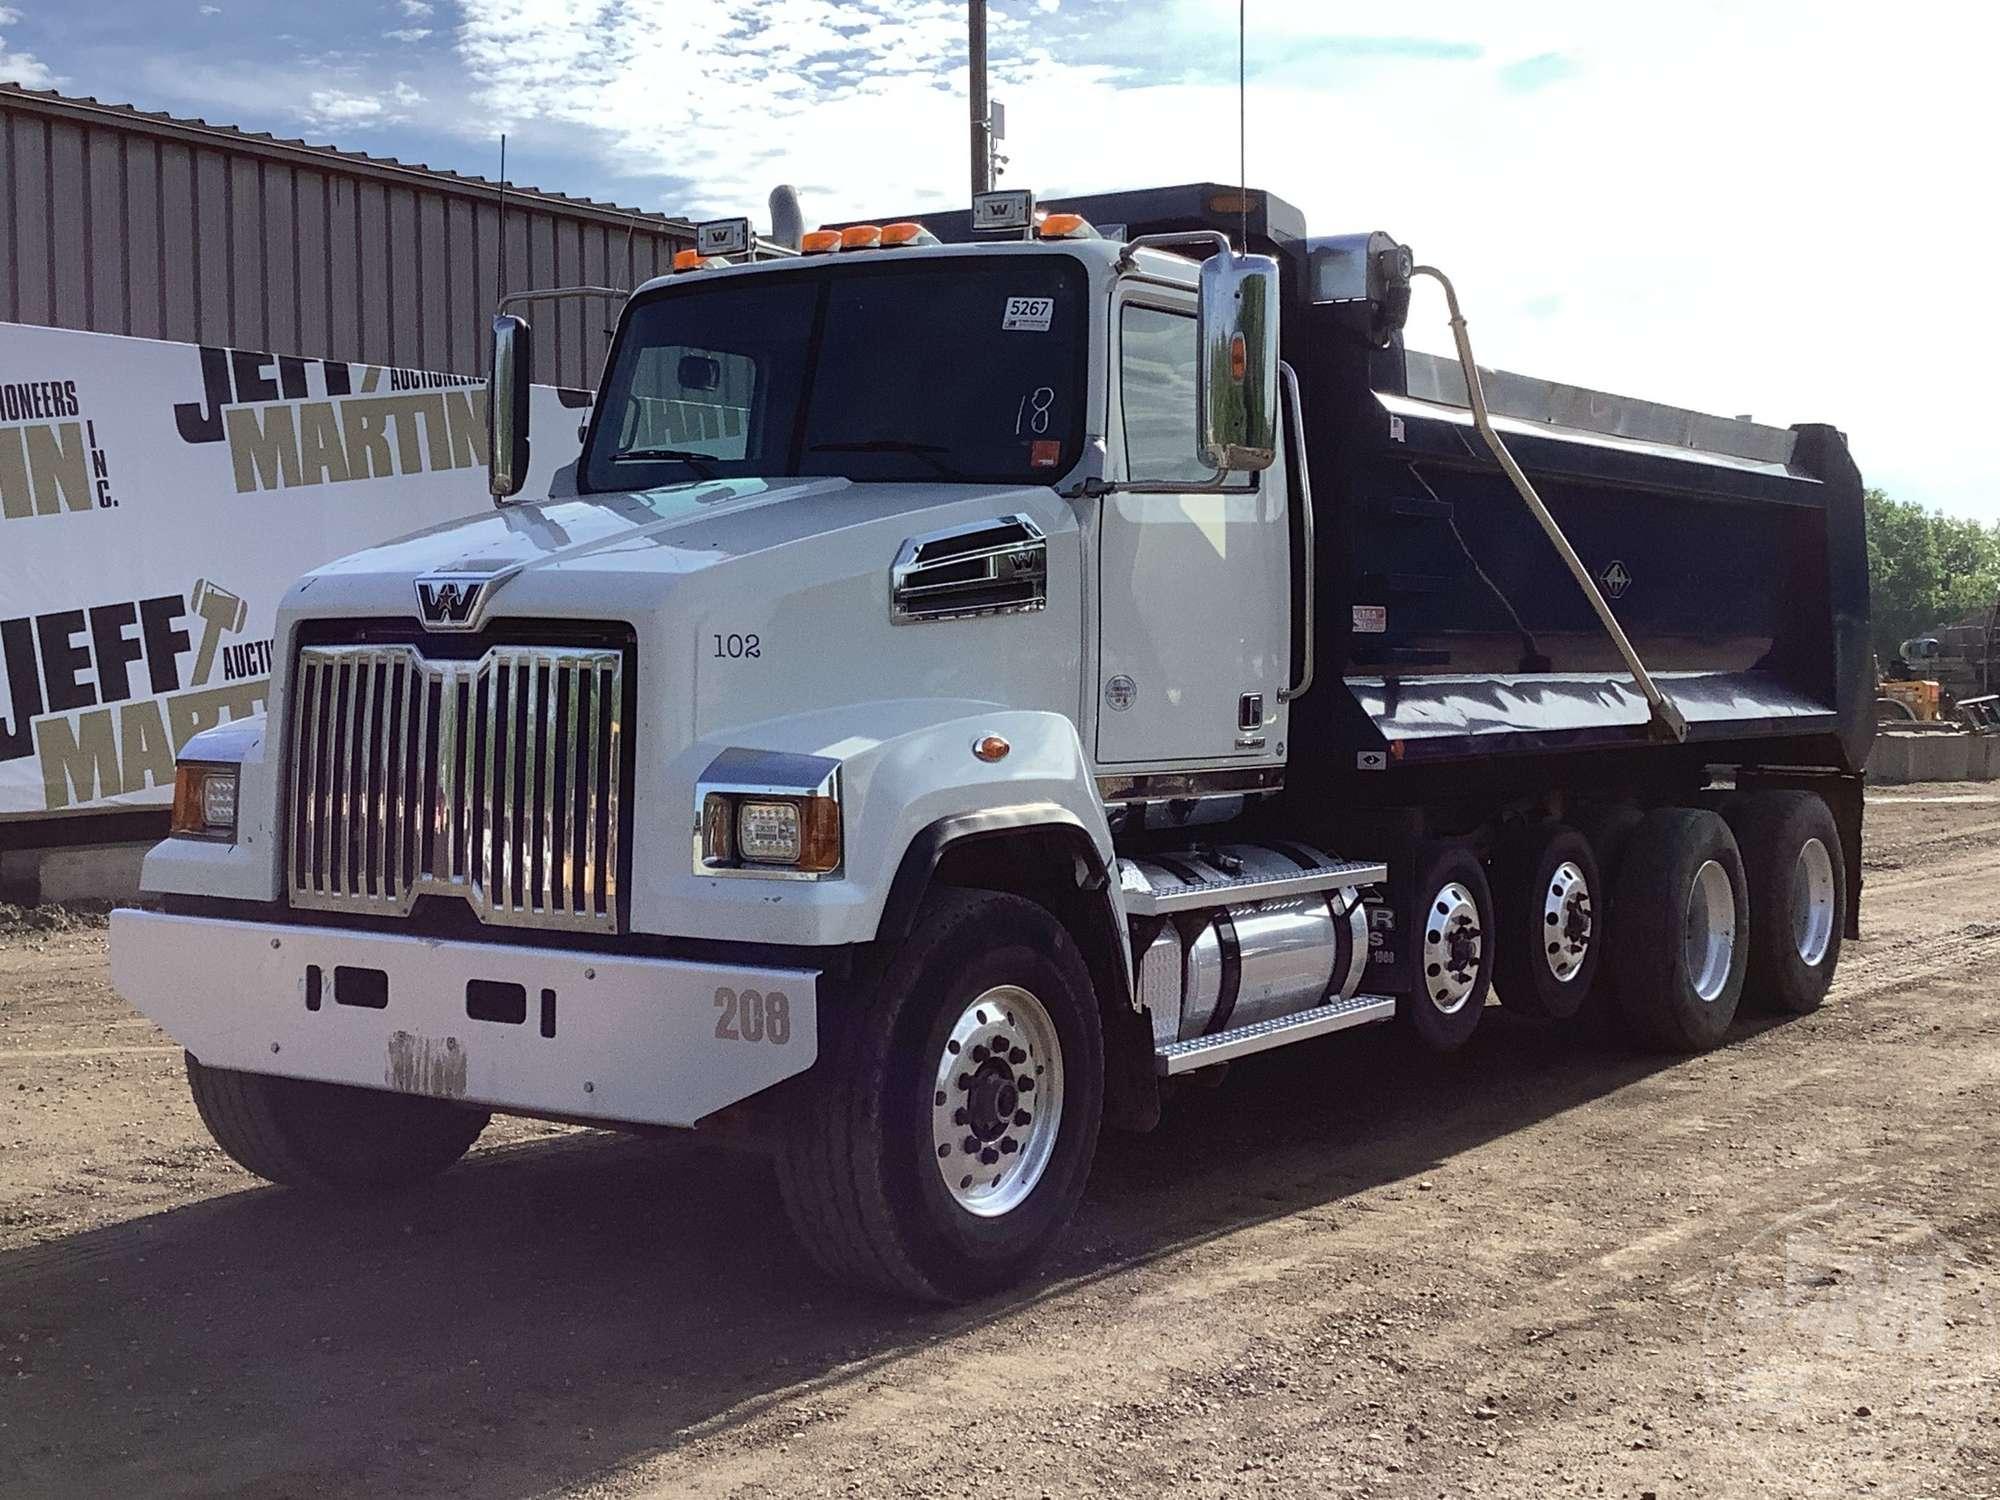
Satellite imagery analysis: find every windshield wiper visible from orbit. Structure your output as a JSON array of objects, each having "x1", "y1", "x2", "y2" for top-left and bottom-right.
[
  {"x1": 617, "y1": 447, "x2": 719, "y2": 477},
  {"x1": 808, "y1": 438, "x2": 963, "y2": 479}
]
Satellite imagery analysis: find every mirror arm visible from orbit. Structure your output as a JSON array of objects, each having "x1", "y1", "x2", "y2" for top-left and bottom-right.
[
  {"x1": 1116, "y1": 231, "x2": 1230, "y2": 273},
  {"x1": 497, "y1": 286, "x2": 629, "y2": 315}
]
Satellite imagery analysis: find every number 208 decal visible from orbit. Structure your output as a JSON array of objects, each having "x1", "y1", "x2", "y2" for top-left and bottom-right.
[{"x1": 714, "y1": 986, "x2": 792, "y2": 1045}]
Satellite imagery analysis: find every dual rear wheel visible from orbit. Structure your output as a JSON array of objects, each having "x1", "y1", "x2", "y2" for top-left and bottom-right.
[{"x1": 1405, "y1": 790, "x2": 1844, "y2": 1055}]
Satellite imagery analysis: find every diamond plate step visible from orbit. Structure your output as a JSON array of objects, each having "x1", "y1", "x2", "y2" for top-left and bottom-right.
[
  {"x1": 1120, "y1": 858, "x2": 1386, "y2": 918},
  {"x1": 1154, "y1": 994, "x2": 1397, "y2": 1075}
]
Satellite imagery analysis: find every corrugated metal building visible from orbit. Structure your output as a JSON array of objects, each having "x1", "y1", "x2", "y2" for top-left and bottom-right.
[{"x1": 0, "y1": 83, "x2": 694, "y2": 389}]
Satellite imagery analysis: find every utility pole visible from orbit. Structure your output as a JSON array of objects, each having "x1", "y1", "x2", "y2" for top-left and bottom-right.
[{"x1": 969, "y1": 0, "x2": 992, "y2": 196}]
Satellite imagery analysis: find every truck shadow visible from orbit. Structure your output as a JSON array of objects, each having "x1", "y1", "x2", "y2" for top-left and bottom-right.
[{"x1": 0, "y1": 1009, "x2": 1758, "y2": 1499}]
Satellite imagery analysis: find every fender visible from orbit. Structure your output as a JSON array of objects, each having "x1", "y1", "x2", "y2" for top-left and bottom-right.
[
  {"x1": 650, "y1": 702, "x2": 1129, "y2": 954},
  {"x1": 138, "y1": 711, "x2": 281, "y2": 904}
]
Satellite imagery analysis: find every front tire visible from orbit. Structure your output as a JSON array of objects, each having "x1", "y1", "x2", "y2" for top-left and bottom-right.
[
  {"x1": 185, "y1": 1053, "x2": 489, "y2": 1190},
  {"x1": 774, "y1": 889, "x2": 1104, "y2": 1303},
  {"x1": 1609, "y1": 809, "x2": 1750, "y2": 1052}
]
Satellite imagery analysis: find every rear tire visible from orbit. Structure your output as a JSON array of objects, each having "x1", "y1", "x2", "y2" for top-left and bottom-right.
[
  {"x1": 1493, "y1": 822, "x2": 1602, "y2": 1021},
  {"x1": 774, "y1": 888, "x2": 1104, "y2": 1303},
  {"x1": 1399, "y1": 844, "x2": 1493, "y2": 1052},
  {"x1": 1609, "y1": 808, "x2": 1749, "y2": 1052},
  {"x1": 1722, "y1": 790, "x2": 1846, "y2": 1014},
  {"x1": 185, "y1": 1053, "x2": 489, "y2": 1190}
]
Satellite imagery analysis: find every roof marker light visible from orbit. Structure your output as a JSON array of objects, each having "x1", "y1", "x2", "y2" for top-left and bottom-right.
[
  {"x1": 801, "y1": 229, "x2": 842, "y2": 254},
  {"x1": 1037, "y1": 212, "x2": 1098, "y2": 240},
  {"x1": 673, "y1": 248, "x2": 729, "y2": 272},
  {"x1": 840, "y1": 224, "x2": 883, "y2": 250},
  {"x1": 880, "y1": 221, "x2": 939, "y2": 248}
]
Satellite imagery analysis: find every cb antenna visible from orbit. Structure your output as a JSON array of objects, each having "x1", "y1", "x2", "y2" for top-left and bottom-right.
[
  {"x1": 1238, "y1": 0, "x2": 1248, "y2": 252},
  {"x1": 495, "y1": 133, "x2": 508, "y2": 304}
]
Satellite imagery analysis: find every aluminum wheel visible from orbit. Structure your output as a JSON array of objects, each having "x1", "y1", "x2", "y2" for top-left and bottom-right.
[
  {"x1": 930, "y1": 984, "x2": 1064, "y2": 1218},
  {"x1": 1541, "y1": 860, "x2": 1594, "y2": 984},
  {"x1": 1684, "y1": 858, "x2": 1737, "y2": 1002},
  {"x1": 1792, "y1": 836, "x2": 1836, "y2": 967},
  {"x1": 1422, "y1": 881, "x2": 1484, "y2": 1015}
]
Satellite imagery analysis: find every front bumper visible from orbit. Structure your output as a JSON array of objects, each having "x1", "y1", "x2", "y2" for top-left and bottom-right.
[{"x1": 108, "y1": 910, "x2": 819, "y2": 1128}]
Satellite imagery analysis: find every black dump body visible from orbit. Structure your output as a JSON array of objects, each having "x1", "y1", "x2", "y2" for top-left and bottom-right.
[{"x1": 911, "y1": 184, "x2": 1873, "y2": 809}]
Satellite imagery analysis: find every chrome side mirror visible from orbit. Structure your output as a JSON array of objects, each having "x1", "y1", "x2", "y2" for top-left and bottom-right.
[
  {"x1": 1196, "y1": 250, "x2": 1280, "y2": 472},
  {"x1": 488, "y1": 314, "x2": 533, "y2": 500}
]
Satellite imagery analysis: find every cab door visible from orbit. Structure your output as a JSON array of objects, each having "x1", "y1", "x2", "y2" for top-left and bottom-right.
[{"x1": 1094, "y1": 295, "x2": 1291, "y2": 766}]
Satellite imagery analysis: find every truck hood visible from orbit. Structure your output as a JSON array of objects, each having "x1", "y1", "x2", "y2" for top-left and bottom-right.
[{"x1": 289, "y1": 475, "x2": 1055, "y2": 619}]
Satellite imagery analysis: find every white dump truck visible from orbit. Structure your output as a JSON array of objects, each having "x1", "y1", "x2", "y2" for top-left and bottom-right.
[{"x1": 111, "y1": 185, "x2": 1870, "y2": 1301}]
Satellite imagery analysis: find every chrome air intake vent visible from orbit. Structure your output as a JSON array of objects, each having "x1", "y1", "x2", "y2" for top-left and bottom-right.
[{"x1": 890, "y1": 514, "x2": 1047, "y2": 624}]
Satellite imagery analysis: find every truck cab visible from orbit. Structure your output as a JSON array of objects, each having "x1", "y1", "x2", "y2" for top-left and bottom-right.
[{"x1": 111, "y1": 185, "x2": 1869, "y2": 1302}]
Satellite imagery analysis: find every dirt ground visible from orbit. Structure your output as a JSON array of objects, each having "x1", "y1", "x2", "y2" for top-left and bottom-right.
[{"x1": 3, "y1": 787, "x2": 1999, "y2": 1500}]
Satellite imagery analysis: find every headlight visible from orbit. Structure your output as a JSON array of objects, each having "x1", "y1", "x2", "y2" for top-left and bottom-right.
[
  {"x1": 698, "y1": 791, "x2": 841, "y2": 875},
  {"x1": 700, "y1": 792, "x2": 840, "y2": 876},
  {"x1": 737, "y1": 800, "x2": 802, "y2": 864},
  {"x1": 171, "y1": 764, "x2": 239, "y2": 840},
  {"x1": 695, "y1": 748, "x2": 843, "y2": 878}
]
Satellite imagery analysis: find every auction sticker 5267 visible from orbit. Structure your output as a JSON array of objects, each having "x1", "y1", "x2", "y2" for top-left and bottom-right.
[{"x1": 1002, "y1": 297, "x2": 1054, "y2": 333}]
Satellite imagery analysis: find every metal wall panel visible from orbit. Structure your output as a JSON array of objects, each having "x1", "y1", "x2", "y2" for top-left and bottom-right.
[{"x1": 1, "y1": 87, "x2": 693, "y2": 389}]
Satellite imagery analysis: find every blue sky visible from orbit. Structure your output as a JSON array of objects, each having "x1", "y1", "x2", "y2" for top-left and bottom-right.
[{"x1": 4, "y1": 0, "x2": 1997, "y2": 521}]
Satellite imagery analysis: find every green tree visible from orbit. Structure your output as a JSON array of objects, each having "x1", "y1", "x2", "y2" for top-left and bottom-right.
[{"x1": 1864, "y1": 488, "x2": 2000, "y2": 660}]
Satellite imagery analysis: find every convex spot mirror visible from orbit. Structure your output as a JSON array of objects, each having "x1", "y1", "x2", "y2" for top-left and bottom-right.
[
  {"x1": 1196, "y1": 250, "x2": 1279, "y2": 473},
  {"x1": 487, "y1": 313, "x2": 533, "y2": 500}
]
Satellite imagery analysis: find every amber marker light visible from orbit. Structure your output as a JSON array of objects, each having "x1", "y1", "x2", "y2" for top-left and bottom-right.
[
  {"x1": 880, "y1": 221, "x2": 939, "y2": 248},
  {"x1": 973, "y1": 734, "x2": 1012, "y2": 763},
  {"x1": 839, "y1": 224, "x2": 882, "y2": 250},
  {"x1": 801, "y1": 229, "x2": 842, "y2": 254},
  {"x1": 1036, "y1": 212, "x2": 1097, "y2": 240}
]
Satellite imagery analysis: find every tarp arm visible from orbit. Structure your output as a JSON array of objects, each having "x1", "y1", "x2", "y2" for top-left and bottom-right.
[{"x1": 1411, "y1": 264, "x2": 1688, "y2": 743}]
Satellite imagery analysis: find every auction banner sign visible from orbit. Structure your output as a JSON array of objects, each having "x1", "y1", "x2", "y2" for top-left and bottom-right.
[{"x1": 0, "y1": 321, "x2": 587, "y2": 823}]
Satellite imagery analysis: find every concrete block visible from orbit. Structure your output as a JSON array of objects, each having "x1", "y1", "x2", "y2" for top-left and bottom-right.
[
  {"x1": 1868, "y1": 734, "x2": 1918, "y2": 785},
  {"x1": 19, "y1": 842, "x2": 151, "y2": 905},
  {"x1": 1921, "y1": 733, "x2": 1974, "y2": 782}
]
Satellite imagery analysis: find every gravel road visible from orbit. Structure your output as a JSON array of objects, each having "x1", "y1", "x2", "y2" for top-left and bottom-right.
[{"x1": 3, "y1": 787, "x2": 1997, "y2": 1499}]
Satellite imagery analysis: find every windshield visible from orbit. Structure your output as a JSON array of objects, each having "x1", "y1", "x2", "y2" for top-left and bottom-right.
[{"x1": 581, "y1": 255, "x2": 1090, "y2": 492}]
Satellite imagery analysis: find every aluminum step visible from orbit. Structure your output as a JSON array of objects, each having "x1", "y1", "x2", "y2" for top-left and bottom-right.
[
  {"x1": 1154, "y1": 994, "x2": 1397, "y2": 1075},
  {"x1": 1120, "y1": 855, "x2": 1386, "y2": 917}
]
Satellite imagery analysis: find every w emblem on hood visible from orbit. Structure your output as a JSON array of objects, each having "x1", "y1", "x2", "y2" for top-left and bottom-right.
[{"x1": 415, "y1": 575, "x2": 487, "y2": 629}]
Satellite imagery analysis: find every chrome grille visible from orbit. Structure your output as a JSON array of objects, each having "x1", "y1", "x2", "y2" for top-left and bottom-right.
[{"x1": 288, "y1": 642, "x2": 626, "y2": 932}]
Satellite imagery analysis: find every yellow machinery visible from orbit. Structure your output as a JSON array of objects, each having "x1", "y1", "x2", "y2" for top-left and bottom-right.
[{"x1": 1878, "y1": 676, "x2": 1943, "y2": 722}]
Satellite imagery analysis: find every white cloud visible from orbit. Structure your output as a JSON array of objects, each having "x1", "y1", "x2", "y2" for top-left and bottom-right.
[
  {"x1": 0, "y1": 4, "x2": 53, "y2": 86},
  {"x1": 305, "y1": 88, "x2": 388, "y2": 123},
  {"x1": 401, "y1": 0, "x2": 435, "y2": 14},
  {"x1": 384, "y1": 26, "x2": 433, "y2": 41},
  {"x1": 441, "y1": 0, "x2": 2000, "y2": 517},
  {"x1": 199, "y1": 4, "x2": 223, "y2": 14}
]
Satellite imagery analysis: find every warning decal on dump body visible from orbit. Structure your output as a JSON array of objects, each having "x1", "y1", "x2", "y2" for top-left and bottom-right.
[{"x1": 1002, "y1": 296, "x2": 1054, "y2": 332}]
